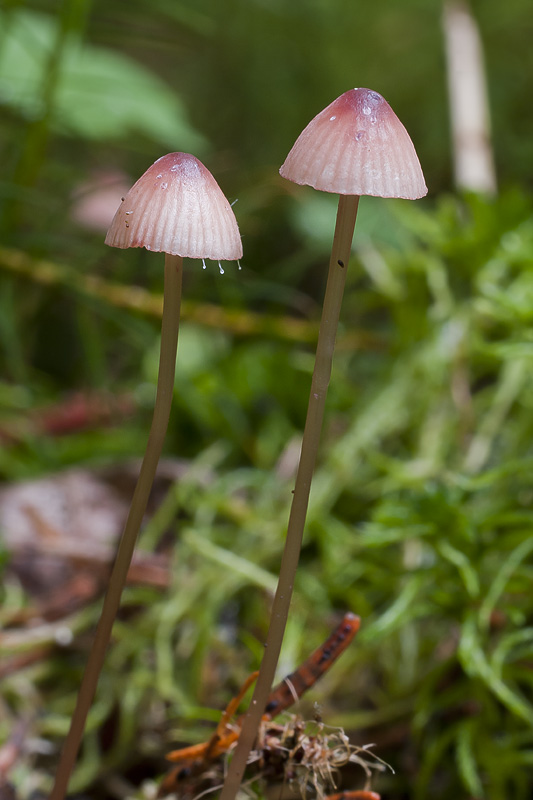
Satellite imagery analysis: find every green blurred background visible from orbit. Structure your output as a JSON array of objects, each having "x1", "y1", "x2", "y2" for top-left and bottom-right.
[{"x1": 1, "y1": 1, "x2": 533, "y2": 799}]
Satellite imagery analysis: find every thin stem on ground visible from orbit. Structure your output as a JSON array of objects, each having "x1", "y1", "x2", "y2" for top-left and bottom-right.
[
  {"x1": 49, "y1": 253, "x2": 183, "y2": 800},
  {"x1": 219, "y1": 194, "x2": 360, "y2": 800}
]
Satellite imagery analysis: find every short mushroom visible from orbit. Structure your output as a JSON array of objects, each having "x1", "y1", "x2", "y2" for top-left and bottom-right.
[
  {"x1": 51, "y1": 152, "x2": 242, "y2": 800},
  {"x1": 105, "y1": 151, "x2": 242, "y2": 266},
  {"x1": 220, "y1": 88, "x2": 426, "y2": 800}
]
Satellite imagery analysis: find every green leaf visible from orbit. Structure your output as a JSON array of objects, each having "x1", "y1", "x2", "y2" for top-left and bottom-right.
[
  {"x1": 0, "y1": 9, "x2": 206, "y2": 149},
  {"x1": 458, "y1": 614, "x2": 533, "y2": 725},
  {"x1": 456, "y1": 720, "x2": 484, "y2": 797},
  {"x1": 491, "y1": 628, "x2": 533, "y2": 677},
  {"x1": 182, "y1": 528, "x2": 278, "y2": 593},
  {"x1": 437, "y1": 540, "x2": 480, "y2": 599},
  {"x1": 363, "y1": 576, "x2": 426, "y2": 642},
  {"x1": 479, "y1": 537, "x2": 533, "y2": 630}
]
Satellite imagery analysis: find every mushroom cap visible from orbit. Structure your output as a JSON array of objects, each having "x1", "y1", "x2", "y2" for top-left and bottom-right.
[
  {"x1": 280, "y1": 88, "x2": 427, "y2": 199},
  {"x1": 105, "y1": 152, "x2": 243, "y2": 260}
]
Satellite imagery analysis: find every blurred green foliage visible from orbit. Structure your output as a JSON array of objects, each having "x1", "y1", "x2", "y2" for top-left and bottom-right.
[
  {"x1": 0, "y1": 7, "x2": 205, "y2": 147},
  {"x1": 0, "y1": 1, "x2": 532, "y2": 799}
]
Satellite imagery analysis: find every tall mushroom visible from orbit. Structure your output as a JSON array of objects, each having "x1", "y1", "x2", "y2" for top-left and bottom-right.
[
  {"x1": 220, "y1": 88, "x2": 426, "y2": 800},
  {"x1": 51, "y1": 152, "x2": 242, "y2": 800}
]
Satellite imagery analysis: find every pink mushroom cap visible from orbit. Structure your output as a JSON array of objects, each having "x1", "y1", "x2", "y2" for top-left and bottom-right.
[
  {"x1": 280, "y1": 88, "x2": 427, "y2": 200},
  {"x1": 105, "y1": 153, "x2": 243, "y2": 260}
]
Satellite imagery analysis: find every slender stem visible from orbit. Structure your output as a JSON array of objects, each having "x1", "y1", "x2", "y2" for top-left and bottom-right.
[
  {"x1": 219, "y1": 194, "x2": 360, "y2": 800},
  {"x1": 49, "y1": 253, "x2": 183, "y2": 800}
]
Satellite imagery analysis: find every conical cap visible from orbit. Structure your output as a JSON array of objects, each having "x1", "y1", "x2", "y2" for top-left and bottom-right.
[
  {"x1": 280, "y1": 89, "x2": 427, "y2": 199},
  {"x1": 105, "y1": 153, "x2": 242, "y2": 260}
]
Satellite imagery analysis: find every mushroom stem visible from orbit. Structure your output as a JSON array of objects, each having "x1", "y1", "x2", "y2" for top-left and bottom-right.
[
  {"x1": 50, "y1": 254, "x2": 183, "y2": 800},
  {"x1": 220, "y1": 194, "x2": 360, "y2": 800}
]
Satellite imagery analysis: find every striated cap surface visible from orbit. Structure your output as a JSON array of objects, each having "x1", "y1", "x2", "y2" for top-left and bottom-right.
[
  {"x1": 105, "y1": 152, "x2": 243, "y2": 260},
  {"x1": 280, "y1": 88, "x2": 427, "y2": 199}
]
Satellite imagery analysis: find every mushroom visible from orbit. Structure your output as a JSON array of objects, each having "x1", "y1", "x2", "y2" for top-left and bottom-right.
[
  {"x1": 51, "y1": 152, "x2": 242, "y2": 800},
  {"x1": 220, "y1": 88, "x2": 426, "y2": 800},
  {"x1": 279, "y1": 87, "x2": 427, "y2": 199},
  {"x1": 105, "y1": 152, "x2": 242, "y2": 266}
]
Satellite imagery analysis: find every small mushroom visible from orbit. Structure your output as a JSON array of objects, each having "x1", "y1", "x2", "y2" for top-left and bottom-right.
[
  {"x1": 51, "y1": 152, "x2": 241, "y2": 800},
  {"x1": 220, "y1": 89, "x2": 426, "y2": 800},
  {"x1": 279, "y1": 87, "x2": 427, "y2": 199},
  {"x1": 105, "y1": 152, "x2": 242, "y2": 263}
]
